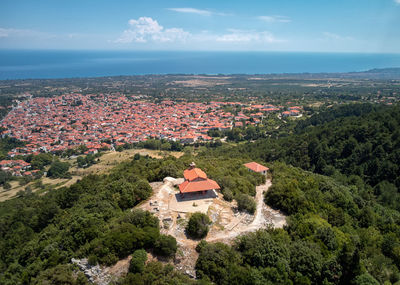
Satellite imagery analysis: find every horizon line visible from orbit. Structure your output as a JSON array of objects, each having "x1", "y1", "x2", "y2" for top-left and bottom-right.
[
  {"x1": 0, "y1": 48, "x2": 400, "y2": 55},
  {"x1": 1, "y1": 67, "x2": 400, "y2": 82}
]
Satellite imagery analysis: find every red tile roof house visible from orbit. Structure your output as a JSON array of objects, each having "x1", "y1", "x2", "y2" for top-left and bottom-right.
[
  {"x1": 179, "y1": 163, "x2": 220, "y2": 198},
  {"x1": 1, "y1": 94, "x2": 249, "y2": 154},
  {"x1": 0, "y1": 160, "x2": 31, "y2": 176},
  {"x1": 244, "y1": 162, "x2": 269, "y2": 175}
]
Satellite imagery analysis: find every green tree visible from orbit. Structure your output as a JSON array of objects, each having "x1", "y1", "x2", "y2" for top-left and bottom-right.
[
  {"x1": 222, "y1": 188, "x2": 233, "y2": 202},
  {"x1": 30, "y1": 153, "x2": 53, "y2": 170},
  {"x1": 0, "y1": 170, "x2": 12, "y2": 185},
  {"x1": 129, "y1": 249, "x2": 147, "y2": 274},
  {"x1": 3, "y1": 181, "x2": 11, "y2": 190},
  {"x1": 289, "y1": 240, "x2": 324, "y2": 283},
  {"x1": 186, "y1": 212, "x2": 211, "y2": 239},
  {"x1": 154, "y1": 235, "x2": 177, "y2": 257},
  {"x1": 161, "y1": 142, "x2": 172, "y2": 151},
  {"x1": 196, "y1": 242, "x2": 242, "y2": 284},
  {"x1": 236, "y1": 193, "x2": 256, "y2": 214},
  {"x1": 47, "y1": 161, "x2": 70, "y2": 178},
  {"x1": 32, "y1": 264, "x2": 80, "y2": 285},
  {"x1": 353, "y1": 273, "x2": 380, "y2": 285}
]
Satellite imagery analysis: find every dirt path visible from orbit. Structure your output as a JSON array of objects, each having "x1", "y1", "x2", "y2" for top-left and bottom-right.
[
  {"x1": 206, "y1": 179, "x2": 285, "y2": 242},
  {"x1": 139, "y1": 178, "x2": 286, "y2": 277},
  {"x1": 250, "y1": 180, "x2": 271, "y2": 229}
]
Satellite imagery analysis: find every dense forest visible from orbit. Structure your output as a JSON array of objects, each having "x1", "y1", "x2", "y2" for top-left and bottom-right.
[
  {"x1": 1, "y1": 102, "x2": 400, "y2": 284},
  {"x1": 211, "y1": 104, "x2": 400, "y2": 196},
  {"x1": 195, "y1": 103, "x2": 400, "y2": 284},
  {"x1": 196, "y1": 163, "x2": 400, "y2": 284}
]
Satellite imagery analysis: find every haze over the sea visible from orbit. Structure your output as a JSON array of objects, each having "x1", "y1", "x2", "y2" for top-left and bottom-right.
[{"x1": 1, "y1": 50, "x2": 400, "y2": 80}]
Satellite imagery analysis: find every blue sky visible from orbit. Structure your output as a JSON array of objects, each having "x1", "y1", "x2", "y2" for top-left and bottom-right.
[{"x1": 1, "y1": 0, "x2": 400, "y2": 53}]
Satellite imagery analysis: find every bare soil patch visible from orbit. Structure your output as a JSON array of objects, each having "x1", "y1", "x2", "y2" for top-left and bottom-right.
[
  {"x1": 172, "y1": 79, "x2": 229, "y2": 87},
  {"x1": 140, "y1": 177, "x2": 286, "y2": 277}
]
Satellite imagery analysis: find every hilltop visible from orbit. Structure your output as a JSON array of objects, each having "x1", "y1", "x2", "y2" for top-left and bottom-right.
[{"x1": 1, "y1": 103, "x2": 400, "y2": 284}]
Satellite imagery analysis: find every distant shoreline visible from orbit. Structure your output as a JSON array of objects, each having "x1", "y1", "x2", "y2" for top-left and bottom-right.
[
  {"x1": 1, "y1": 50, "x2": 400, "y2": 80},
  {"x1": 1, "y1": 68, "x2": 400, "y2": 82}
]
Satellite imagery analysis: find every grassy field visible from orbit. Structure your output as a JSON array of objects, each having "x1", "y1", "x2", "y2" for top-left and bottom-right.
[
  {"x1": 68, "y1": 148, "x2": 183, "y2": 176},
  {"x1": 0, "y1": 148, "x2": 184, "y2": 202}
]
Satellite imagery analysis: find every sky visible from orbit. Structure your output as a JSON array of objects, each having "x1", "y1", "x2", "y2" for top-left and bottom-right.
[{"x1": 1, "y1": 0, "x2": 400, "y2": 53}]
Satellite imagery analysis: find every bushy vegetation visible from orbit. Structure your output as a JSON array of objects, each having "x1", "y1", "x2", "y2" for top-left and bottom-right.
[
  {"x1": 0, "y1": 156, "x2": 176, "y2": 284},
  {"x1": 0, "y1": 137, "x2": 25, "y2": 160},
  {"x1": 2, "y1": 102, "x2": 400, "y2": 284},
  {"x1": 154, "y1": 234, "x2": 177, "y2": 257},
  {"x1": 0, "y1": 170, "x2": 12, "y2": 186},
  {"x1": 235, "y1": 193, "x2": 256, "y2": 214},
  {"x1": 129, "y1": 249, "x2": 147, "y2": 274},
  {"x1": 31, "y1": 264, "x2": 89, "y2": 285},
  {"x1": 77, "y1": 153, "x2": 101, "y2": 168},
  {"x1": 193, "y1": 104, "x2": 400, "y2": 284},
  {"x1": 233, "y1": 104, "x2": 400, "y2": 190},
  {"x1": 186, "y1": 212, "x2": 212, "y2": 239},
  {"x1": 47, "y1": 160, "x2": 70, "y2": 178},
  {"x1": 27, "y1": 153, "x2": 53, "y2": 170},
  {"x1": 119, "y1": 261, "x2": 200, "y2": 285},
  {"x1": 197, "y1": 163, "x2": 400, "y2": 284},
  {"x1": 136, "y1": 138, "x2": 184, "y2": 151}
]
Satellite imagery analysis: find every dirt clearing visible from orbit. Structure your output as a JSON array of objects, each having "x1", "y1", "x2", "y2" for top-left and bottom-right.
[{"x1": 140, "y1": 177, "x2": 286, "y2": 277}]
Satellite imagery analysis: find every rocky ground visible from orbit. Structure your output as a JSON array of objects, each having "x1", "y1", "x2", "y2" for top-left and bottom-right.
[
  {"x1": 73, "y1": 177, "x2": 286, "y2": 283},
  {"x1": 141, "y1": 177, "x2": 286, "y2": 278}
]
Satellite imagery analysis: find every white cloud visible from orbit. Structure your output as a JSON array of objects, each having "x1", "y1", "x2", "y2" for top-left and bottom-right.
[
  {"x1": 323, "y1": 32, "x2": 353, "y2": 41},
  {"x1": 258, "y1": 15, "x2": 291, "y2": 23},
  {"x1": 0, "y1": 27, "x2": 55, "y2": 39},
  {"x1": 115, "y1": 17, "x2": 190, "y2": 43},
  {"x1": 395, "y1": 0, "x2": 400, "y2": 4},
  {"x1": 167, "y1": 8, "x2": 232, "y2": 16},
  {"x1": 167, "y1": 8, "x2": 212, "y2": 16},
  {"x1": 216, "y1": 29, "x2": 284, "y2": 43},
  {"x1": 115, "y1": 17, "x2": 285, "y2": 47}
]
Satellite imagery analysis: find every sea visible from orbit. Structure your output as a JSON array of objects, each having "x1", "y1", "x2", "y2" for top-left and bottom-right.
[{"x1": 1, "y1": 50, "x2": 400, "y2": 80}]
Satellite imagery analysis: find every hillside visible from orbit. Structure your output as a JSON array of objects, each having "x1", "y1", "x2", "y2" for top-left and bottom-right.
[
  {"x1": 0, "y1": 153, "x2": 265, "y2": 284},
  {"x1": 213, "y1": 104, "x2": 400, "y2": 208},
  {"x1": 1, "y1": 103, "x2": 400, "y2": 284},
  {"x1": 196, "y1": 162, "x2": 400, "y2": 284}
]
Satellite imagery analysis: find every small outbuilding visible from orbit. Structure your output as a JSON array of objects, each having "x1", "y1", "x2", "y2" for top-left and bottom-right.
[{"x1": 244, "y1": 162, "x2": 269, "y2": 175}]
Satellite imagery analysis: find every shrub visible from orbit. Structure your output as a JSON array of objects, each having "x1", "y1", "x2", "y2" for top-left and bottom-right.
[
  {"x1": 195, "y1": 242, "x2": 242, "y2": 284},
  {"x1": 88, "y1": 254, "x2": 98, "y2": 266},
  {"x1": 196, "y1": 240, "x2": 208, "y2": 253},
  {"x1": 186, "y1": 212, "x2": 211, "y2": 239},
  {"x1": 222, "y1": 188, "x2": 233, "y2": 202},
  {"x1": 0, "y1": 170, "x2": 12, "y2": 185},
  {"x1": 353, "y1": 273, "x2": 380, "y2": 285},
  {"x1": 154, "y1": 235, "x2": 177, "y2": 257},
  {"x1": 121, "y1": 209, "x2": 159, "y2": 228},
  {"x1": 157, "y1": 163, "x2": 179, "y2": 180},
  {"x1": 30, "y1": 153, "x2": 53, "y2": 170},
  {"x1": 236, "y1": 193, "x2": 256, "y2": 214},
  {"x1": 129, "y1": 249, "x2": 147, "y2": 273},
  {"x1": 47, "y1": 161, "x2": 70, "y2": 178}
]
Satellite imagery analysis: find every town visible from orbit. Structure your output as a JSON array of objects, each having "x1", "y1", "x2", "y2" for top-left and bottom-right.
[{"x1": 0, "y1": 93, "x2": 301, "y2": 157}]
